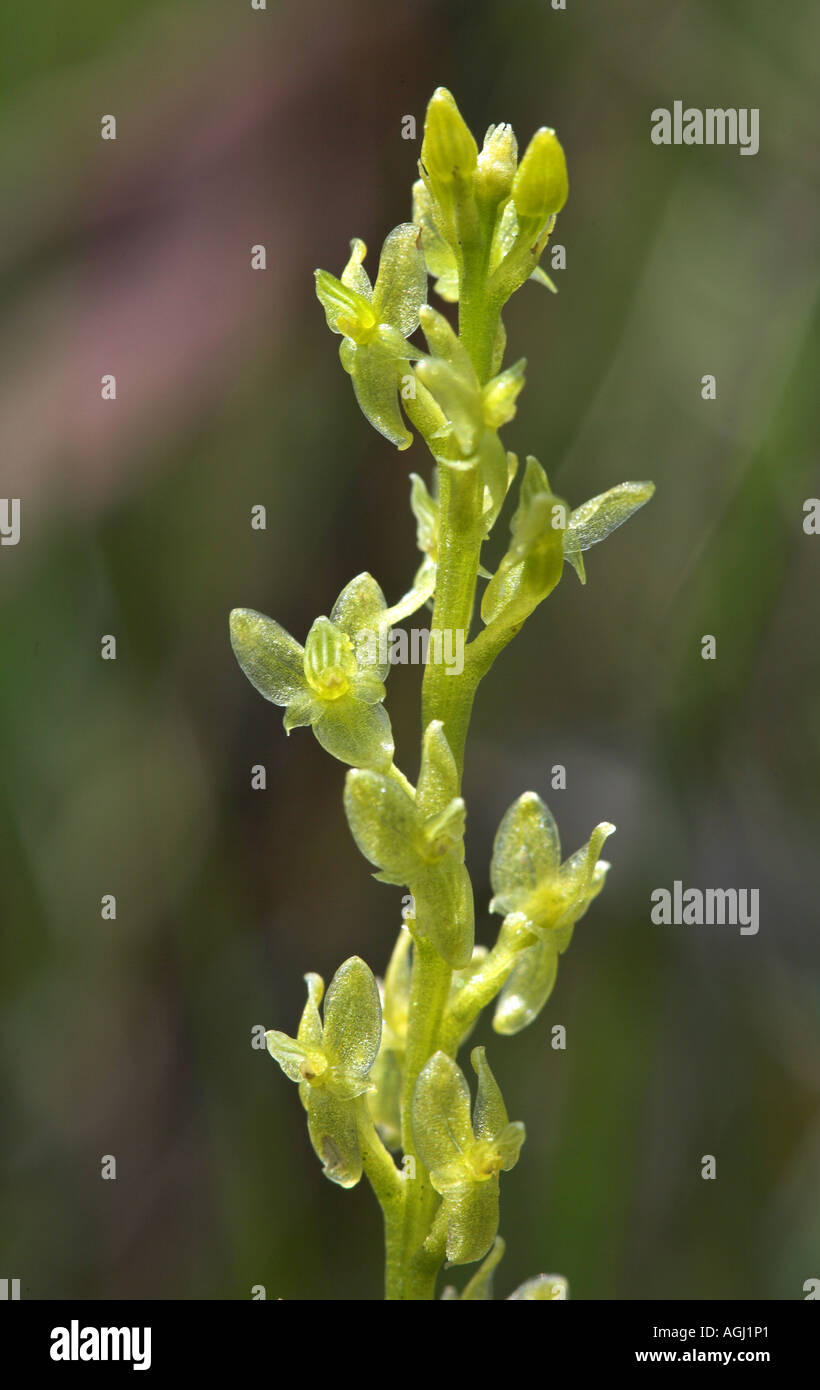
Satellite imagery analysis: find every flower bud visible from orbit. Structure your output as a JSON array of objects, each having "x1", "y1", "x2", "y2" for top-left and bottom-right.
[
  {"x1": 511, "y1": 127, "x2": 568, "y2": 226},
  {"x1": 481, "y1": 358, "x2": 527, "y2": 431},
  {"x1": 475, "y1": 123, "x2": 518, "y2": 205},
  {"x1": 421, "y1": 87, "x2": 478, "y2": 186}
]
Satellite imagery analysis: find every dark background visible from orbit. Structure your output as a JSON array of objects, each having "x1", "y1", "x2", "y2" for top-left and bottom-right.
[{"x1": 1, "y1": 0, "x2": 818, "y2": 1300}]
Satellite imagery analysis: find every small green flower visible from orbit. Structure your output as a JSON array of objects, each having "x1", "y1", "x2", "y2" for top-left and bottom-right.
[
  {"x1": 315, "y1": 224, "x2": 427, "y2": 450},
  {"x1": 490, "y1": 792, "x2": 615, "y2": 1034},
  {"x1": 344, "y1": 720, "x2": 474, "y2": 967},
  {"x1": 265, "y1": 957, "x2": 382, "y2": 1188},
  {"x1": 229, "y1": 572, "x2": 394, "y2": 771},
  {"x1": 411, "y1": 1047, "x2": 525, "y2": 1265},
  {"x1": 481, "y1": 455, "x2": 568, "y2": 625}
]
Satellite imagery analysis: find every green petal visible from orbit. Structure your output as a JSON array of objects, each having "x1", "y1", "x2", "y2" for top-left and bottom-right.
[
  {"x1": 412, "y1": 179, "x2": 459, "y2": 298},
  {"x1": 229, "y1": 608, "x2": 307, "y2": 706},
  {"x1": 340, "y1": 237, "x2": 373, "y2": 301},
  {"x1": 476, "y1": 430, "x2": 509, "y2": 530},
  {"x1": 411, "y1": 1051, "x2": 473, "y2": 1176},
  {"x1": 489, "y1": 199, "x2": 519, "y2": 271},
  {"x1": 350, "y1": 670, "x2": 387, "y2": 704},
  {"x1": 382, "y1": 927, "x2": 413, "y2": 1037},
  {"x1": 371, "y1": 223, "x2": 427, "y2": 337},
  {"x1": 314, "y1": 268, "x2": 375, "y2": 339},
  {"x1": 343, "y1": 769, "x2": 423, "y2": 881},
  {"x1": 350, "y1": 341, "x2": 413, "y2": 450},
  {"x1": 490, "y1": 792, "x2": 561, "y2": 914},
  {"x1": 550, "y1": 823, "x2": 614, "y2": 928},
  {"x1": 459, "y1": 1237, "x2": 506, "y2": 1300},
  {"x1": 421, "y1": 798, "x2": 467, "y2": 859},
  {"x1": 339, "y1": 336, "x2": 356, "y2": 374},
  {"x1": 433, "y1": 267, "x2": 459, "y2": 302},
  {"x1": 305, "y1": 1088, "x2": 362, "y2": 1189},
  {"x1": 330, "y1": 572, "x2": 389, "y2": 673},
  {"x1": 297, "y1": 972, "x2": 324, "y2": 1049},
  {"x1": 470, "y1": 1046, "x2": 509, "y2": 1142},
  {"x1": 265, "y1": 1029, "x2": 313, "y2": 1084},
  {"x1": 429, "y1": 1162, "x2": 472, "y2": 1198},
  {"x1": 495, "y1": 1121, "x2": 527, "y2": 1171},
  {"x1": 566, "y1": 481, "x2": 654, "y2": 553},
  {"x1": 409, "y1": 472, "x2": 440, "y2": 562},
  {"x1": 417, "y1": 720, "x2": 459, "y2": 819},
  {"x1": 322, "y1": 956, "x2": 382, "y2": 1079},
  {"x1": 443, "y1": 1177, "x2": 500, "y2": 1266},
  {"x1": 282, "y1": 692, "x2": 317, "y2": 732},
  {"x1": 313, "y1": 696, "x2": 394, "y2": 771},
  {"x1": 493, "y1": 939, "x2": 559, "y2": 1035}
]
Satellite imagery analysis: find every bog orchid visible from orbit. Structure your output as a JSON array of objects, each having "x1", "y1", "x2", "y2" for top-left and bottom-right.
[{"x1": 229, "y1": 88, "x2": 654, "y2": 1300}]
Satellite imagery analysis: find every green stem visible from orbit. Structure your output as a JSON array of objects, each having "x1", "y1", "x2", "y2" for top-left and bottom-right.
[
  {"x1": 420, "y1": 463, "x2": 484, "y2": 778},
  {"x1": 356, "y1": 1097, "x2": 406, "y2": 1301},
  {"x1": 440, "y1": 915, "x2": 537, "y2": 1054},
  {"x1": 401, "y1": 937, "x2": 452, "y2": 1154},
  {"x1": 403, "y1": 1207, "x2": 448, "y2": 1301},
  {"x1": 390, "y1": 214, "x2": 504, "y2": 1301},
  {"x1": 459, "y1": 243, "x2": 498, "y2": 384},
  {"x1": 396, "y1": 936, "x2": 451, "y2": 1299}
]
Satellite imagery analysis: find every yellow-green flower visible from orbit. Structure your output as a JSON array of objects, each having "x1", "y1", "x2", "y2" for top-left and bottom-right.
[
  {"x1": 315, "y1": 224, "x2": 427, "y2": 450},
  {"x1": 412, "y1": 1047, "x2": 525, "y2": 1265},
  {"x1": 229, "y1": 572, "x2": 394, "y2": 771},
  {"x1": 266, "y1": 958, "x2": 382, "y2": 1188},
  {"x1": 489, "y1": 792, "x2": 615, "y2": 1034}
]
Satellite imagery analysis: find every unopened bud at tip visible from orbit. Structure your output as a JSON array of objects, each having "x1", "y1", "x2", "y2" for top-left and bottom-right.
[
  {"x1": 421, "y1": 87, "x2": 478, "y2": 185},
  {"x1": 512, "y1": 127, "x2": 569, "y2": 223}
]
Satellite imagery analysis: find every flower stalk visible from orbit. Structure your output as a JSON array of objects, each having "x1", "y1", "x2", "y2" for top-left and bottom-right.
[{"x1": 229, "y1": 88, "x2": 654, "y2": 1300}]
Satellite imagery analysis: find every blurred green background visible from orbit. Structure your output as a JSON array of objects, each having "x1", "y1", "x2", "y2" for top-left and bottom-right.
[{"x1": 1, "y1": 0, "x2": 818, "y2": 1300}]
